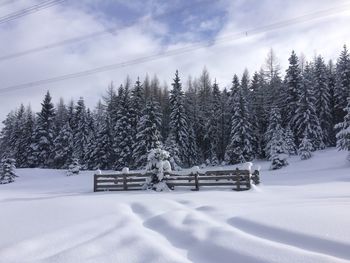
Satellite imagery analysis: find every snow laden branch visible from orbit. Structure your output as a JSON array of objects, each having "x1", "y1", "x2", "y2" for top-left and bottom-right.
[{"x1": 144, "y1": 148, "x2": 172, "y2": 191}]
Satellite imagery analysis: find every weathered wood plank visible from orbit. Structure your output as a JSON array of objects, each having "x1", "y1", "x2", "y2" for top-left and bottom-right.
[{"x1": 94, "y1": 168, "x2": 258, "y2": 192}]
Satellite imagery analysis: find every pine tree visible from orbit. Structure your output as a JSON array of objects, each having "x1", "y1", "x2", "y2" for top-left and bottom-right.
[
  {"x1": 91, "y1": 115, "x2": 114, "y2": 169},
  {"x1": 197, "y1": 68, "x2": 212, "y2": 159},
  {"x1": 293, "y1": 64, "x2": 324, "y2": 150},
  {"x1": 225, "y1": 79, "x2": 254, "y2": 164},
  {"x1": 220, "y1": 88, "x2": 231, "y2": 161},
  {"x1": 335, "y1": 45, "x2": 350, "y2": 124},
  {"x1": 299, "y1": 131, "x2": 313, "y2": 160},
  {"x1": 114, "y1": 85, "x2": 134, "y2": 169},
  {"x1": 12, "y1": 104, "x2": 27, "y2": 167},
  {"x1": 31, "y1": 91, "x2": 56, "y2": 168},
  {"x1": 204, "y1": 80, "x2": 222, "y2": 164},
  {"x1": 284, "y1": 51, "x2": 302, "y2": 127},
  {"x1": 335, "y1": 97, "x2": 350, "y2": 161},
  {"x1": 327, "y1": 59, "x2": 337, "y2": 146},
  {"x1": 0, "y1": 111, "x2": 16, "y2": 160},
  {"x1": 0, "y1": 158, "x2": 17, "y2": 184},
  {"x1": 284, "y1": 125, "x2": 297, "y2": 155},
  {"x1": 133, "y1": 100, "x2": 162, "y2": 168},
  {"x1": 53, "y1": 123, "x2": 74, "y2": 168},
  {"x1": 72, "y1": 97, "x2": 89, "y2": 166},
  {"x1": 250, "y1": 71, "x2": 267, "y2": 158},
  {"x1": 314, "y1": 55, "x2": 332, "y2": 146},
  {"x1": 22, "y1": 106, "x2": 35, "y2": 167},
  {"x1": 55, "y1": 98, "x2": 68, "y2": 136},
  {"x1": 185, "y1": 77, "x2": 201, "y2": 161},
  {"x1": 265, "y1": 107, "x2": 282, "y2": 160},
  {"x1": 270, "y1": 129, "x2": 288, "y2": 170},
  {"x1": 168, "y1": 70, "x2": 191, "y2": 167}
]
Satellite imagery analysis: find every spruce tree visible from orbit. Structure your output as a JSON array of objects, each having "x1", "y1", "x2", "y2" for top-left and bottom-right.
[
  {"x1": 284, "y1": 125, "x2": 297, "y2": 155},
  {"x1": 299, "y1": 131, "x2": 313, "y2": 160},
  {"x1": 53, "y1": 123, "x2": 74, "y2": 168},
  {"x1": 314, "y1": 56, "x2": 332, "y2": 145},
  {"x1": 0, "y1": 111, "x2": 16, "y2": 160},
  {"x1": 168, "y1": 70, "x2": 191, "y2": 167},
  {"x1": 114, "y1": 85, "x2": 134, "y2": 169},
  {"x1": 91, "y1": 115, "x2": 114, "y2": 169},
  {"x1": 293, "y1": 64, "x2": 324, "y2": 150},
  {"x1": 250, "y1": 71, "x2": 267, "y2": 158},
  {"x1": 335, "y1": 97, "x2": 350, "y2": 161},
  {"x1": 72, "y1": 97, "x2": 89, "y2": 166},
  {"x1": 204, "y1": 80, "x2": 221, "y2": 164},
  {"x1": 335, "y1": 45, "x2": 350, "y2": 124},
  {"x1": 265, "y1": 107, "x2": 282, "y2": 160},
  {"x1": 133, "y1": 100, "x2": 162, "y2": 168},
  {"x1": 270, "y1": 129, "x2": 288, "y2": 170},
  {"x1": 12, "y1": 104, "x2": 27, "y2": 167},
  {"x1": 31, "y1": 91, "x2": 56, "y2": 168},
  {"x1": 284, "y1": 51, "x2": 302, "y2": 127},
  {"x1": 0, "y1": 158, "x2": 17, "y2": 184},
  {"x1": 225, "y1": 80, "x2": 254, "y2": 164}
]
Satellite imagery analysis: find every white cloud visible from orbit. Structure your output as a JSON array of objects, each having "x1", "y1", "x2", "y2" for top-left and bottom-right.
[{"x1": 0, "y1": 0, "x2": 350, "y2": 123}]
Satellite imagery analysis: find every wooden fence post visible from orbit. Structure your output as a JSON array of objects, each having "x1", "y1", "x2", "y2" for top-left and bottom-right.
[
  {"x1": 194, "y1": 173, "x2": 199, "y2": 191},
  {"x1": 123, "y1": 174, "x2": 127, "y2": 190},
  {"x1": 93, "y1": 174, "x2": 97, "y2": 192}
]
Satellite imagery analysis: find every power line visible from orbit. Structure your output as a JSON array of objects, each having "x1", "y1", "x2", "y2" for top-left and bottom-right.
[
  {"x1": 0, "y1": 0, "x2": 212, "y2": 62},
  {"x1": 0, "y1": 4, "x2": 349, "y2": 94},
  {"x1": 0, "y1": 0, "x2": 64, "y2": 25}
]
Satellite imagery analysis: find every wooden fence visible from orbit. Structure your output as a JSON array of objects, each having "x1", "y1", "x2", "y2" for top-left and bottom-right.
[{"x1": 94, "y1": 168, "x2": 260, "y2": 192}]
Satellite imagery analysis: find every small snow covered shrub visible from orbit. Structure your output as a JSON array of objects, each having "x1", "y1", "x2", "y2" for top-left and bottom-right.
[
  {"x1": 299, "y1": 133, "x2": 313, "y2": 160},
  {"x1": 67, "y1": 158, "x2": 81, "y2": 176},
  {"x1": 145, "y1": 148, "x2": 172, "y2": 191},
  {"x1": 0, "y1": 158, "x2": 17, "y2": 184},
  {"x1": 269, "y1": 129, "x2": 288, "y2": 170}
]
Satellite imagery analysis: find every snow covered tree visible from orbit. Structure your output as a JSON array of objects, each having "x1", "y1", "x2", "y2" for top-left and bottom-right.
[
  {"x1": 269, "y1": 129, "x2": 288, "y2": 170},
  {"x1": 168, "y1": 70, "x2": 193, "y2": 167},
  {"x1": 284, "y1": 125, "x2": 297, "y2": 155},
  {"x1": 53, "y1": 123, "x2": 74, "y2": 168},
  {"x1": 130, "y1": 78, "x2": 145, "y2": 129},
  {"x1": 185, "y1": 77, "x2": 201, "y2": 162},
  {"x1": 133, "y1": 100, "x2": 162, "y2": 168},
  {"x1": 335, "y1": 45, "x2": 350, "y2": 124},
  {"x1": 91, "y1": 115, "x2": 114, "y2": 169},
  {"x1": 31, "y1": 91, "x2": 56, "y2": 168},
  {"x1": 204, "y1": 80, "x2": 222, "y2": 165},
  {"x1": 299, "y1": 131, "x2": 313, "y2": 160},
  {"x1": 114, "y1": 85, "x2": 134, "y2": 169},
  {"x1": 0, "y1": 111, "x2": 16, "y2": 160},
  {"x1": 293, "y1": 64, "x2": 324, "y2": 150},
  {"x1": 54, "y1": 98, "x2": 68, "y2": 136},
  {"x1": 314, "y1": 55, "x2": 332, "y2": 146},
  {"x1": 67, "y1": 158, "x2": 81, "y2": 176},
  {"x1": 220, "y1": 88, "x2": 231, "y2": 161},
  {"x1": 335, "y1": 97, "x2": 350, "y2": 161},
  {"x1": 265, "y1": 107, "x2": 282, "y2": 160},
  {"x1": 225, "y1": 79, "x2": 254, "y2": 164},
  {"x1": 284, "y1": 51, "x2": 302, "y2": 127},
  {"x1": 144, "y1": 148, "x2": 172, "y2": 191},
  {"x1": 250, "y1": 71, "x2": 267, "y2": 158},
  {"x1": 72, "y1": 98, "x2": 89, "y2": 167},
  {"x1": 0, "y1": 158, "x2": 17, "y2": 184}
]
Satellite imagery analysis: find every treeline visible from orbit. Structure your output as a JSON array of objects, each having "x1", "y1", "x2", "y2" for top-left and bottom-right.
[{"x1": 1, "y1": 45, "x2": 350, "y2": 170}]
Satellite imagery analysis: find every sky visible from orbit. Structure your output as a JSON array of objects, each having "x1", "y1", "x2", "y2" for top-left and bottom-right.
[{"x1": 0, "y1": 0, "x2": 350, "y2": 122}]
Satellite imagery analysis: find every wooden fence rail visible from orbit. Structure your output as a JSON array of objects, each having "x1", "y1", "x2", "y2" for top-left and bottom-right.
[{"x1": 94, "y1": 168, "x2": 260, "y2": 192}]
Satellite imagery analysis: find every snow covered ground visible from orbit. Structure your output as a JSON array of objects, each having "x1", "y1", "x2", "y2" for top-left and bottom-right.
[{"x1": 0, "y1": 148, "x2": 350, "y2": 263}]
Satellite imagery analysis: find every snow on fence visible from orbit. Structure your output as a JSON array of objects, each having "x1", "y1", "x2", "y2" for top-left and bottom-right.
[{"x1": 93, "y1": 168, "x2": 260, "y2": 192}]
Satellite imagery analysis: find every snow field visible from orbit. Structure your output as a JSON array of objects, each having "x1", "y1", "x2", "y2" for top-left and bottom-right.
[{"x1": 0, "y1": 148, "x2": 349, "y2": 263}]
